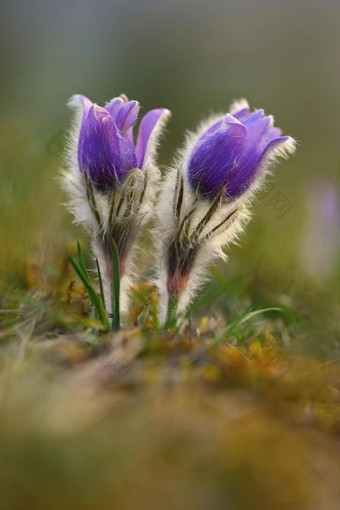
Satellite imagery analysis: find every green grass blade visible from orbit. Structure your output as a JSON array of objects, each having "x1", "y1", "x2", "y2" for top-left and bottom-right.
[
  {"x1": 173, "y1": 269, "x2": 259, "y2": 334},
  {"x1": 76, "y1": 241, "x2": 96, "y2": 319},
  {"x1": 182, "y1": 270, "x2": 254, "y2": 320},
  {"x1": 211, "y1": 307, "x2": 282, "y2": 347},
  {"x1": 231, "y1": 307, "x2": 282, "y2": 328},
  {"x1": 69, "y1": 256, "x2": 110, "y2": 330},
  {"x1": 165, "y1": 292, "x2": 180, "y2": 331},
  {"x1": 111, "y1": 238, "x2": 120, "y2": 330},
  {"x1": 77, "y1": 241, "x2": 89, "y2": 282},
  {"x1": 95, "y1": 258, "x2": 106, "y2": 311}
]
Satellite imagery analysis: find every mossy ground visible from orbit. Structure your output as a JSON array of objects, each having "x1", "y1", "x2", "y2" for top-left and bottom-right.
[{"x1": 0, "y1": 253, "x2": 339, "y2": 510}]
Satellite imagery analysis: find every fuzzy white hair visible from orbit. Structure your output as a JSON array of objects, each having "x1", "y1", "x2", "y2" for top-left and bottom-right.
[
  {"x1": 155, "y1": 171, "x2": 250, "y2": 324},
  {"x1": 62, "y1": 94, "x2": 171, "y2": 319},
  {"x1": 155, "y1": 99, "x2": 296, "y2": 326}
]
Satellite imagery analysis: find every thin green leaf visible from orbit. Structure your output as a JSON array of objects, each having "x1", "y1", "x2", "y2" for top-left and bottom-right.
[
  {"x1": 201, "y1": 207, "x2": 239, "y2": 243},
  {"x1": 108, "y1": 185, "x2": 117, "y2": 228},
  {"x1": 211, "y1": 307, "x2": 282, "y2": 347},
  {"x1": 69, "y1": 256, "x2": 110, "y2": 330},
  {"x1": 175, "y1": 206, "x2": 197, "y2": 242},
  {"x1": 185, "y1": 271, "x2": 253, "y2": 318},
  {"x1": 84, "y1": 169, "x2": 102, "y2": 227},
  {"x1": 190, "y1": 187, "x2": 224, "y2": 243},
  {"x1": 165, "y1": 292, "x2": 180, "y2": 331},
  {"x1": 77, "y1": 241, "x2": 89, "y2": 282},
  {"x1": 76, "y1": 242, "x2": 96, "y2": 318},
  {"x1": 134, "y1": 171, "x2": 147, "y2": 215},
  {"x1": 96, "y1": 258, "x2": 106, "y2": 311},
  {"x1": 176, "y1": 176, "x2": 184, "y2": 218}
]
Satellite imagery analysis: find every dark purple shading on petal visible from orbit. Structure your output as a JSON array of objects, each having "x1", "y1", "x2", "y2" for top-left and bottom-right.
[
  {"x1": 80, "y1": 105, "x2": 137, "y2": 190},
  {"x1": 77, "y1": 95, "x2": 94, "y2": 171},
  {"x1": 188, "y1": 114, "x2": 248, "y2": 197},
  {"x1": 74, "y1": 94, "x2": 167, "y2": 187},
  {"x1": 104, "y1": 97, "x2": 124, "y2": 118},
  {"x1": 187, "y1": 107, "x2": 291, "y2": 200},
  {"x1": 232, "y1": 107, "x2": 250, "y2": 120},
  {"x1": 255, "y1": 136, "x2": 290, "y2": 172},
  {"x1": 114, "y1": 101, "x2": 139, "y2": 134},
  {"x1": 135, "y1": 109, "x2": 165, "y2": 169},
  {"x1": 105, "y1": 97, "x2": 140, "y2": 146},
  {"x1": 225, "y1": 114, "x2": 283, "y2": 197},
  {"x1": 105, "y1": 99, "x2": 139, "y2": 134},
  {"x1": 193, "y1": 108, "x2": 249, "y2": 146}
]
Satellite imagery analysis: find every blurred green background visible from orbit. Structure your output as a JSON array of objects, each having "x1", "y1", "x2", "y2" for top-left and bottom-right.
[{"x1": 1, "y1": 0, "x2": 339, "y2": 353}]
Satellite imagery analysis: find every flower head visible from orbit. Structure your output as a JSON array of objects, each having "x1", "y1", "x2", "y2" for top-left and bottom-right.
[
  {"x1": 70, "y1": 94, "x2": 169, "y2": 190},
  {"x1": 185, "y1": 101, "x2": 295, "y2": 200},
  {"x1": 155, "y1": 99, "x2": 295, "y2": 326},
  {"x1": 64, "y1": 93, "x2": 170, "y2": 317}
]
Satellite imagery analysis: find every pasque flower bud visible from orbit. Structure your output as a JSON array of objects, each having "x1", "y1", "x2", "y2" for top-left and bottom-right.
[
  {"x1": 186, "y1": 106, "x2": 294, "y2": 200},
  {"x1": 63, "y1": 93, "x2": 170, "y2": 316},
  {"x1": 156, "y1": 100, "x2": 295, "y2": 326},
  {"x1": 76, "y1": 94, "x2": 168, "y2": 189}
]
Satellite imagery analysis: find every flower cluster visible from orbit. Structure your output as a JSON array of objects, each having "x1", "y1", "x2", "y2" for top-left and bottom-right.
[{"x1": 63, "y1": 95, "x2": 295, "y2": 326}]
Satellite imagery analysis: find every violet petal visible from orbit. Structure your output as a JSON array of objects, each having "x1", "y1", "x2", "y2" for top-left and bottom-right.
[
  {"x1": 188, "y1": 114, "x2": 248, "y2": 197},
  {"x1": 135, "y1": 108, "x2": 166, "y2": 169},
  {"x1": 80, "y1": 105, "x2": 137, "y2": 189}
]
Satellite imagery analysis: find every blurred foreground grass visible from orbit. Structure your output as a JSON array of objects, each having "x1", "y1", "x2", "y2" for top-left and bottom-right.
[
  {"x1": 0, "y1": 253, "x2": 339, "y2": 509},
  {"x1": 0, "y1": 316, "x2": 339, "y2": 509},
  {"x1": 0, "y1": 122, "x2": 340, "y2": 510}
]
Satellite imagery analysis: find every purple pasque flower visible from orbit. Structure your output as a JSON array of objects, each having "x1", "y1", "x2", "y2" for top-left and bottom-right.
[
  {"x1": 186, "y1": 103, "x2": 295, "y2": 200},
  {"x1": 71, "y1": 94, "x2": 168, "y2": 190}
]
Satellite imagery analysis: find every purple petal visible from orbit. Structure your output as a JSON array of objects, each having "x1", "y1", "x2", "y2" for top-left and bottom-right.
[
  {"x1": 135, "y1": 109, "x2": 166, "y2": 169},
  {"x1": 113, "y1": 101, "x2": 139, "y2": 134},
  {"x1": 242, "y1": 109, "x2": 265, "y2": 127},
  {"x1": 187, "y1": 115, "x2": 248, "y2": 197},
  {"x1": 232, "y1": 107, "x2": 250, "y2": 120},
  {"x1": 126, "y1": 126, "x2": 135, "y2": 146},
  {"x1": 75, "y1": 95, "x2": 94, "y2": 171},
  {"x1": 255, "y1": 136, "x2": 292, "y2": 171},
  {"x1": 226, "y1": 128, "x2": 288, "y2": 198},
  {"x1": 105, "y1": 98, "x2": 139, "y2": 134},
  {"x1": 104, "y1": 97, "x2": 124, "y2": 118},
  {"x1": 105, "y1": 94, "x2": 138, "y2": 144},
  {"x1": 80, "y1": 105, "x2": 137, "y2": 189},
  {"x1": 196, "y1": 109, "x2": 248, "y2": 143},
  {"x1": 185, "y1": 102, "x2": 294, "y2": 201},
  {"x1": 244, "y1": 114, "x2": 274, "y2": 150}
]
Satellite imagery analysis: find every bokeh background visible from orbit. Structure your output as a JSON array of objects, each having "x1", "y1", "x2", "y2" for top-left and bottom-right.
[
  {"x1": 1, "y1": 0, "x2": 340, "y2": 355},
  {"x1": 1, "y1": 3, "x2": 340, "y2": 509}
]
